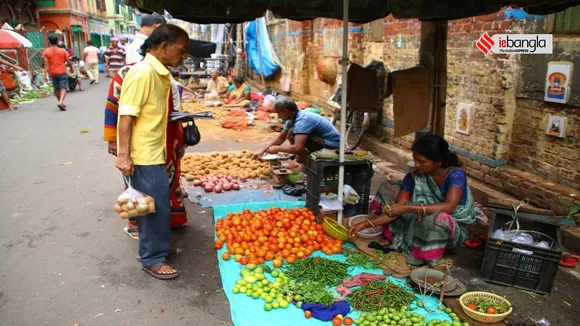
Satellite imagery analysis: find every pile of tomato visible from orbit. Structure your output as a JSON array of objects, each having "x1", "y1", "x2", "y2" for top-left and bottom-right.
[{"x1": 215, "y1": 207, "x2": 343, "y2": 266}]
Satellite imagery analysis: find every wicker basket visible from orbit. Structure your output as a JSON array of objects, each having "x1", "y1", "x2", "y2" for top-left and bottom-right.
[
  {"x1": 459, "y1": 292, "x2": 512, "y2": 324},
  {"x1": 322, "y1": 217, "x2": 349, "y2": 241},
  {"x1": 348, "y1": 214, "x2": 383, "y2": 239}
]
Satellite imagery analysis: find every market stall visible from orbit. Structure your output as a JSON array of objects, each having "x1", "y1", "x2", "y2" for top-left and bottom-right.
[{"x1": 126, "y1": 1, "x2": 579, "y2": 325}]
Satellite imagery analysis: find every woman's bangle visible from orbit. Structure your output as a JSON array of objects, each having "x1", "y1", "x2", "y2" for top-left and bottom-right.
[
  {"x1": 420, "y1": 204, "x2": 427, "y2": 216},
  {"x1": 366, "y1": 218, "x2": 375, "y2": 227}
]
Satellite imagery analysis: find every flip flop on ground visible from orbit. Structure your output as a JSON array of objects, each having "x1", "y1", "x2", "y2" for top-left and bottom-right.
[
  {"x1": 57, "y1": 104, "x2": 66, "y2": 111},
  {"x1": 142, "y1": 263, "x2": 179, "y2": 280},
  {"x1": 123, "y1": 227, "x2": 139, "y2": 240}
]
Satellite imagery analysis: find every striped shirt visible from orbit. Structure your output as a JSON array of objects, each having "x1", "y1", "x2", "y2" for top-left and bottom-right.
[{"x1": 104, "y1": 47, "x2": 126, "y2": 72}]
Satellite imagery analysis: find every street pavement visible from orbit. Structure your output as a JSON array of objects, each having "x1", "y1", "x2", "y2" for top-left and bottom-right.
[{"x1": 0, "y1": 79, "x2": 236, "y2": 326}]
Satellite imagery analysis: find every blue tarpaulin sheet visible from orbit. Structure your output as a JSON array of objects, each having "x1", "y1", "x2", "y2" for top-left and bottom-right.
[
  {"x1": 213, "y1": 202, "x2": 453, "y2": 326},
  {"x1": 246, "y1": 18, "x2": 280, "y2": 78},
  {"x1": 187, "y1": 185, "x2": 303, "y2": 208}
]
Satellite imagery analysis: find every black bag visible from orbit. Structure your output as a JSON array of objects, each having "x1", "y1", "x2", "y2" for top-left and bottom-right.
[{"x1": 182, "y1": 118, "x2": 201, "y2": 146}]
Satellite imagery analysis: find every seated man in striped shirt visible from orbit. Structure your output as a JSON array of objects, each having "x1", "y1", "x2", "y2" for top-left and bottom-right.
[{"x1": 104, "y1": 38, "x2": 126, "y2": 78}]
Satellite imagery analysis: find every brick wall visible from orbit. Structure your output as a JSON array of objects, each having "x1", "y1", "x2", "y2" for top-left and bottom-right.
[{"x1": 248, "y1": 8, "x2": 580, "y2": 212}]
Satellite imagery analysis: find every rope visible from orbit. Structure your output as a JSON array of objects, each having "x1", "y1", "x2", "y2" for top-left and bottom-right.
[{"x1": 502, "y1": 198, "x2": 554, "y2": 249}]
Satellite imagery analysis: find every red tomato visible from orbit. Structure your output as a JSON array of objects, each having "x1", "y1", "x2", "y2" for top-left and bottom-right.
[
  {"x1": 486, "y1": 307, "x2": 497, "y2": 314},
  {"x1": 343, "y1": 317, "x2": 354, "y2": 325},
  {"x1": 213, "y1": 240, "x2": 224, "y2": 250},
  {"x1": 332, "y1": 317, "x2": 342, "y2": 326},
  {"x1": 467, "y1": 303, "x2": 477, "y2": 310},
  {"x1": 304, "y1": 310, "x2": 312, "y2": 319}
]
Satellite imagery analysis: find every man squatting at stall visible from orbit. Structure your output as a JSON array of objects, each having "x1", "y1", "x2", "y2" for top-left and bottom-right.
[{"x1": 256, "y1": 96, "x2": 340, "y2": 163}]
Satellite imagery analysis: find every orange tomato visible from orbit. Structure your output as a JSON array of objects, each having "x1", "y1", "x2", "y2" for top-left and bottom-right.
[
  {"x1": 297, "y1": 251, "x2": 305, "y2": 259},
  {"x1": 286, "y1": 256, "x2": 296, "y2": 264},
  {"x1": 234, "y1": 254, "x2": 242, "y2": 262},
  {"x1": 240, "y1": 257, "x2": 249, "y2": 265},
  {"x1": 222, "y1": 252, "x2": 231, "y2": 261},
  {"x1": 273, "y1": 259, "x2": 282, "y2": 268}
]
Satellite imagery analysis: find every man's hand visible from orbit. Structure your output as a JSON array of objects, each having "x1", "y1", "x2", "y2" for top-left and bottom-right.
[
  {"x1": 267, "y1": 146, "x2": 281, "y2": 154},
  {"x1": 115, "y1": 154, "x2": 134, "y2": 176},
  {"x1": 108, "y1": 141, "x2": 117, "y2": 156},
  {"x1": 253, "y1": 149, "x2": 266, "y2": 160}
]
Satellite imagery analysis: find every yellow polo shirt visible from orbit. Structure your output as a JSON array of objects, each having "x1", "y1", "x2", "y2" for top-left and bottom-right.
[{"x1": 117, "y1": 53, "x2": 170, "y2": 165}]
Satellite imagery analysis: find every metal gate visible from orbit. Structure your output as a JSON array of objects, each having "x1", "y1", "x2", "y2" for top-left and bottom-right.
[
  {"x1": 27, "y1": 48, "x2": 45, "y2": 72},
  {"x1": 25, "y1": 31, "x2": 46, "y2": 48}
]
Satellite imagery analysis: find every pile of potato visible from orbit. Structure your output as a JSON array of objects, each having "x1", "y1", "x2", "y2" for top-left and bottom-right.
[
  {"x1": 181, "y1": 151, "x2": 272, "y2": 180},
  {"x1": 114, "y1": 195, "x2": 155, "y2": 219}
]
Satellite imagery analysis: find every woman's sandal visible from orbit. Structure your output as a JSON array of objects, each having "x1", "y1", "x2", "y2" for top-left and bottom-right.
[
  {"x1": 137, "y1": 248, "x2": 183, "y2": 262},
  {"x1": 368, "y1": 241, "x2": 392, "y2": 253},
  {"x1": 142, "y1": 263, "x2": 179, "y2": 280},
  {"x1": 560, "y1": 253, "x2": 580, "y2": 268}
]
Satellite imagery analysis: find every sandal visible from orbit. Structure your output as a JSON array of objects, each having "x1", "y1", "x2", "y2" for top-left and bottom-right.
[
  {"x1": 137, "y1": 248, "x2": 183, "y2": 262},
  {"x1": 123, "y1": 227, "x2": 139, "y2": 240},
  {"x1": 368, "y1": 241, "x2": 392, "y2": 254},
  {"x1": 142, "y1": 263, "x2": 179, "y2": 280},
  {"x1": 560, "y1": 253, "x2": 580, "y2": 268}
]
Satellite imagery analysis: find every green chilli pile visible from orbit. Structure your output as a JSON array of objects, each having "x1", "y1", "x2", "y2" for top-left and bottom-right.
[{"x1": 282, "y1": 256, "x2": 349, "y2": 286}]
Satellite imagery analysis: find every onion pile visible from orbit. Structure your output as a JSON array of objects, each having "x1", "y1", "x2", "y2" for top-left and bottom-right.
[{"x1": 193, "y1": 174, "x2": 243, "y2": 193}]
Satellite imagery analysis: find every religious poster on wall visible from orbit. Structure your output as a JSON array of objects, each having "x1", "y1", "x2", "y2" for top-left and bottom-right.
[
  {"x1": 455, "y1": 103, "x2": 472, "y2": 135},
  {"x1": 546, "y1": 115, "x2": 567, "y2": 138},
  {"x1": 545, "y1": 61, "x2": 573, "y2": 104}
]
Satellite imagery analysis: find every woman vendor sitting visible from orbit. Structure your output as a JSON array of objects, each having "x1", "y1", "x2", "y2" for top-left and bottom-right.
[
  {"x1": 349, "y1": 134, "x2": 476, "y2": 266},
  {"x1": 224, "y1": 76, "x2": 251, "y2": 105}
]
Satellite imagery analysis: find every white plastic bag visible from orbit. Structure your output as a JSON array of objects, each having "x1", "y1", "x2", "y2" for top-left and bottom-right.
[
  {"x1": 343, "y1": 184, "x2": 360, "y2": 205},
  {"x1": 113, "y1": 176, "x2": 155, "y2": 219}
]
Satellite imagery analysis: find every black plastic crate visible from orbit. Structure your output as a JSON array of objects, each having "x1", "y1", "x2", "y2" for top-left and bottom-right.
[
  {"x1": 305, "y1": 158, "x2": 374, "y2": 223},
  {"x1": 480, "y1": 212, "x2": 562, "y2": 294}
]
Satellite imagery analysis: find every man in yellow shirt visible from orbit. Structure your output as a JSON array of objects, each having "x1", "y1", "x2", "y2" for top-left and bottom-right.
[{"x1": 115, "y1": 24, "x2": 190, "y2": 280}]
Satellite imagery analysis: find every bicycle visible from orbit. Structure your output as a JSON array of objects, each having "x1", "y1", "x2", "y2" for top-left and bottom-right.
[
  {"x1": 329, "y1": 101, "x2": 372, "y2": 150},
  {"x1": 328, "y1": 60, "x2": 386, "y2": 150}
]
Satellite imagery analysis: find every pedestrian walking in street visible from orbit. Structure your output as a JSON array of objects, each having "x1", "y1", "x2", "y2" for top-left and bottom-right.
[
  {"x1": 115, "y1": 24, "x2": 190, "y2": 280},
  {"x1": 125, "y1": 13, "x2": 166, "y2": 64},
  {"x1": 104, "y1": 38, "x2": 126, "y2": 78},
  {"x1": 83, "y1": 40, "x2": 101, "y2": 84},
  {"x1": 104, "y1": 40, "x2": 189, "y2": 240},
  {"x1": 42, "y1": 35, "x2": 73, "y2": 111}
]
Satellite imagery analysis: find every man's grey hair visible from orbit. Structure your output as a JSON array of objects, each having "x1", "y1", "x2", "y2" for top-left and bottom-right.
[
  {"x1": 273, "y1": 96, "x2": 297, "y2": 112},
  {"x1": 120, "y1": 36, "x2": 128, "y2": 41}
]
